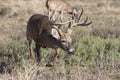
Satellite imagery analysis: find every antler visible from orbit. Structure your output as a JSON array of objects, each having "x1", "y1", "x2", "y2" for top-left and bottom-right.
[
  {"x1": 51, "y1": 20, "x2": 74, "y2": 26},
  {"x1": 49, "y1": 3, "x2": 74, "y2": 28},
  {"x1": 50, "y1": 10, "x2": 74, "y2": 27},
  {"x1": 71, "y1": 6, "x2": 92, "y2": 27},
  {"x1": 66, "y1": 6, "x2": 92, "y2": 35}
]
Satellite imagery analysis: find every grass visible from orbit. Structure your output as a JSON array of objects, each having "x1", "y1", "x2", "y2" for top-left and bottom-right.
[{"x1": 0, "y1": 0, "x2": 120, "y2": 80}]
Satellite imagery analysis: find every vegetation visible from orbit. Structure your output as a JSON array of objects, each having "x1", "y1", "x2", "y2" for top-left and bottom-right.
[{"x1": 0, "y1": 0, "x2": 120, "y2": 80}]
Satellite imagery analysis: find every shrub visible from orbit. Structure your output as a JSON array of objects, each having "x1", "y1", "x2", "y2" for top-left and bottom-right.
[{"x1": 0, "y1": 5, "x2": 10, "y2": 16}]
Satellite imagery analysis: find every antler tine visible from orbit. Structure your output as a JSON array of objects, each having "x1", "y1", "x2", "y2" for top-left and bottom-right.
[
  {"x1": 82, "y1": 17, "x2": 92, "y2": 26},
  {"x1": 78, "y1": 6, "x2": 83, "y2": 22},
  {"x1": 77, "y1": 17, "x2": 92, "y2": 26},
  {"x1": 71, "y1": 6, "x2": 92, "y2": 27},
  {"x1": 72, "y1": 17, "x2": 92, "y2": 27},
  {"x1": 66, "y1": 22, "x2": 73, "y2": 35},
  {"x1": 52, "y1": 19, "x2": 74, "y2": 26}
]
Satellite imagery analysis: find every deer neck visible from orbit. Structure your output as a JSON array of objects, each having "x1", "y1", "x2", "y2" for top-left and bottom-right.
[{"x1": 50, "y1": 35, "x2": 63, "y2": 49}]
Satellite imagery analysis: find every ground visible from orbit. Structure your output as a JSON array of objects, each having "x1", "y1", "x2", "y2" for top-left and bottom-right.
[{"x1": 0, "y1": 0, "x2": 120, "y2": 80}]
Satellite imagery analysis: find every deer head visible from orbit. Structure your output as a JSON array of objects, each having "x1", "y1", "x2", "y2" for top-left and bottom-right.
[
  {"x1": 51, "y1": 25, "x2": 75, "y2": 54},
  {"x1": 51, "y1": 6, "x2": 92, "y2": 54}
]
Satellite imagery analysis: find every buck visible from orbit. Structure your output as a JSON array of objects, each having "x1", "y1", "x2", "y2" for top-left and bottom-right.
[
  {"x1": 46, "y1": 0, "x2": 78, "y2": 22},
  {"x1": 26, "y1": 9, "x2": 92, "y2": 66},
  {"x1": 26, "y1": 14, "x2": 75, "y2": 66}
]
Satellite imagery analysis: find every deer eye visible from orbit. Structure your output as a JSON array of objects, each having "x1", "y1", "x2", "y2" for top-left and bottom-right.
[{"x1": 61, "y1": 40, "x2": 66, "y2": 43}]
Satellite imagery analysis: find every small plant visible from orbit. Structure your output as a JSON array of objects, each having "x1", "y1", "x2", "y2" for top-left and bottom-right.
[{"x1": 0, "y1": 5, "x2": 10, "y2": 16}]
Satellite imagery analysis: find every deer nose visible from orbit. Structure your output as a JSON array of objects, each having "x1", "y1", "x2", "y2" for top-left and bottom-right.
[{"x1": 68, "y1": 48, "x2": 75, "y2": 55}]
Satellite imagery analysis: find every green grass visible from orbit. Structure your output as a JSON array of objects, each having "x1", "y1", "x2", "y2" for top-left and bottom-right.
[{"x1": 0, "y1": 0, "x2": 120, "y2": 80}]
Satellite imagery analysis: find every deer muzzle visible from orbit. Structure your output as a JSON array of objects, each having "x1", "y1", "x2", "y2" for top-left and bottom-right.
[{"x1": 68, "y1": 48, "x2": 75, "y2": 55}]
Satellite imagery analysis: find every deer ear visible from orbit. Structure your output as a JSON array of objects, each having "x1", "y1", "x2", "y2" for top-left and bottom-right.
[{"x1": 51, "y1": 28, "x2": 60, "y2": 39}]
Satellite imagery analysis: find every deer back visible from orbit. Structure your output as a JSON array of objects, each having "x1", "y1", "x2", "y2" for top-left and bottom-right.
[
  {"x1": 26, "y1": 14, "x2": 52, "y2": 41},
  {"x1": 46, "y1": 0, "x2": 72, "y2": 13}
]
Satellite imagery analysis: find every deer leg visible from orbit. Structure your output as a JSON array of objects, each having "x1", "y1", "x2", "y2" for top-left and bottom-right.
[
  {"x1": 51, "y1": 10, "x2": 56, "y2": 21},
  {"x1": 60, "y1": 11, "x2": 64, "y2": 22},
  {"x1": 27, "y1": 37, "x2": 34, "y2": 59},
  {"x1": 49, "y1": 9, "x2": 56, "y2": 21},
  {"x1": 46, "y1": 48, "x2": 59, "y2": 67},
  {"x1": 53, "y1": 48, "x2": 59, "y2": 65},
  {"x1": 48, "y1": 10, "x2": 52, "y2": 20},
  {"x1": 29, "y1": 40, "x2": 33, "y2": 58},
  {"x1": 34, "y1": 44, "x2": 41, "y2": 62}
]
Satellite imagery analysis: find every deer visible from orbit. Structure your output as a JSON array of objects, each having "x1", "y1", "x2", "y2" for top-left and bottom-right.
[
  {"x1": 26, "y1": 8, "x2": 92, "y2": 66},
  {"x1": 46, "y1": 0, "x2": 78, "y2": 22},
  {"x1": 26, "y1": 14, "x2": 75, "y2": 66}
]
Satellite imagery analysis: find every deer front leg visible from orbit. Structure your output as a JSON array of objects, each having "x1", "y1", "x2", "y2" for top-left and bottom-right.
[
  {"x1": 48, "y1": 10, "x2": 52, "y2": 20},
  {"x1": 46, "y1": 48, "x2": 59, "y2": 67},
  {"x1": 53, "y1": 48, "x2": 59, "y2": 65},
  {"x1": 29, "y1": 41, "x2": 34, "y2": 58}
]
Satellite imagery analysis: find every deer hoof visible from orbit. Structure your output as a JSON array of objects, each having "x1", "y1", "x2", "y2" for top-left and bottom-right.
[{"x1": 46, "y1": 64, "x2": 53, "y2": 67}]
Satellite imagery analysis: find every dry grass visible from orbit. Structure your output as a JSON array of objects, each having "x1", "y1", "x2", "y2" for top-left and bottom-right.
[{"x1": 0, "y1": 0, "x2": 120, "y2": 80}]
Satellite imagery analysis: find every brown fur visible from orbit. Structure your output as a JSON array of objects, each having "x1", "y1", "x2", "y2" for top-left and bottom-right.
[
  {"x1": 46, "y1": 0, "x2": 73, "y2": 13},
  {"x1": 46, "y1": 0, "x2": 77, "y2": 21},
  {"x1": 26, "y1": 14, "x2": 74, "y2": 65}
]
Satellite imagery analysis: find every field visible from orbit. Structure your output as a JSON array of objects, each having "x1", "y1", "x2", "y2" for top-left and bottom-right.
[{"x1": 0, "y1": 0, "x2": 120, "y2": 80}]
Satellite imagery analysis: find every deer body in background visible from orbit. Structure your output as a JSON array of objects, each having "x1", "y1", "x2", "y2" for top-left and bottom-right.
[
  {"x1": 26, "y1": 14, "x2": 74, "y2": 66},
  {"x1": 46, "y1": 0, "x2": 78, "y2": 22}
]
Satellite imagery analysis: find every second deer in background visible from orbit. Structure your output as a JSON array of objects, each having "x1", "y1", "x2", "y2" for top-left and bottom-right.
[{"x1": 46, "y1": 0, "x2": 78, "y2": 22}]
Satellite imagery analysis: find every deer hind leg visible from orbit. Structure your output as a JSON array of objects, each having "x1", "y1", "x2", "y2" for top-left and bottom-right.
[
  {"x1": 34, "y1": 44, "x2": 41, "y2": 62},
  {"x1": 27, "y1": 37, "x2": 35, "y2": 59},
  {"x1": 48, "y1": 10, "x2": 55, "y2": 21}
]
